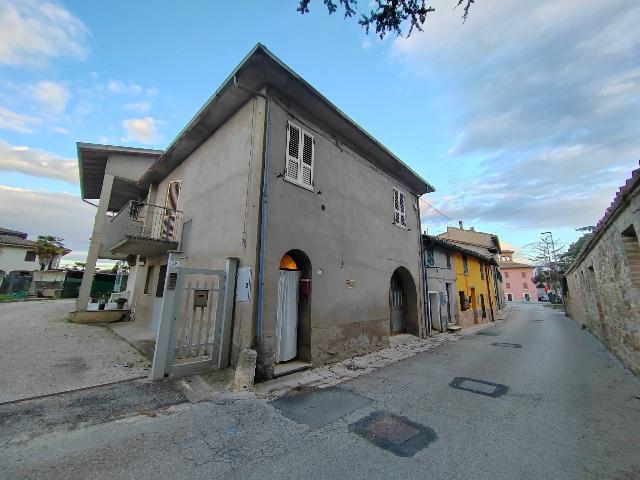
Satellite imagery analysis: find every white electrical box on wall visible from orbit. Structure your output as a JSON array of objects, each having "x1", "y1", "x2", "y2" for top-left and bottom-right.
[{"x1": 235, "y1": 267, "x2": 252, "y2": 303}]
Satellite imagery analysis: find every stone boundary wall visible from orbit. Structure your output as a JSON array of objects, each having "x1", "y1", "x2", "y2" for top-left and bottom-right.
[{"x1": 564, "y1": 188, "x2": 640, "y2": 376}]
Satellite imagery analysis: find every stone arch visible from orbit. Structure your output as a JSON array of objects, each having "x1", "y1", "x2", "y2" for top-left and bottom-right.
[
  {"x1": 278, "y1": 249, "x2": 312, "y2": 362},
  {"x1": 389, "y1": 266, "x2": 419, "y2": 337}
]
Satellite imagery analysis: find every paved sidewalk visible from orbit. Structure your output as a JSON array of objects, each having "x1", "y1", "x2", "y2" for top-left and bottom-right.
[
  {"x1": 0, "y1": 300, "x2": 149, "y2": 404},
  {"x1": 254, "y1": 312, "x2": 510, "y2": 399}
]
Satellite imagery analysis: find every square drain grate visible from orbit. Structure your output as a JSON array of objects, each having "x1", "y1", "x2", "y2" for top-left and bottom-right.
[
  {"x1": 350, "y1": 411, "x2": 437, "y2": 457},
  {"x1": 449, "y1": 377, "x2": 508, "y2": 398}
]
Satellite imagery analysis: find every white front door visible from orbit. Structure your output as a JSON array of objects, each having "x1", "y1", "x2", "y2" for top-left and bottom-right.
[{"x1": 276, "y1": 270, "x2": 301, "y2": 363}]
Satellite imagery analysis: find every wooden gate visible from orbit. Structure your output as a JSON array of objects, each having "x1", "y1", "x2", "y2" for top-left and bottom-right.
[{"x1": 151, "y1": 254, "x2": 238, "y2": 380}]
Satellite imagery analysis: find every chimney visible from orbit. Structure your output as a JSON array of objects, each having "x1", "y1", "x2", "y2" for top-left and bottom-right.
[{"x1": 458, "y1": 221, "x2": 464, "y2": 230}]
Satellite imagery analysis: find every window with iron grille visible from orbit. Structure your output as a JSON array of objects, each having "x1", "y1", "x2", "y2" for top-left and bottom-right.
[
  {"x1": 24, "y1": 251, "x2": 36, "y2": 262},
  {"x1": 462, "y1": 255, "x2": 469, "y2": 275},
  {"x1": 480, "y1": 262, "x2": 485, "y2": 280},
  {"x1": 285, "y1": 121, "x2": 314, "y2": 190},
  {"x1": 393, "y1": 188, "x2": 407, "y2": 228},
  {"x1": 425, "y1": 246, "x2": 435, "y2": 267}
]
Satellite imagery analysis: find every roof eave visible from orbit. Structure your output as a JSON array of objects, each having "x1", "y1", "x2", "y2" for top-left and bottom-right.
[{"x1": 137, "y1": 43, "x2": 433, "y2": 195}]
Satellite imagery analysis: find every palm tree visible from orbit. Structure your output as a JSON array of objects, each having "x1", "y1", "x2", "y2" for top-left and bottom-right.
[{"x1": 34, "y1": 235, "x2": 66, "y2": 271}]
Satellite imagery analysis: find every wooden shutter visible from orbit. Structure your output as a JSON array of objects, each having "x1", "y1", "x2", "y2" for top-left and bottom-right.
[
  {"x1": 301, "y1": 131, "x2": 314, "y2": 188},
  {"x1": 162, "y1": 181, "x2": 181, "y2": 240},
  {"x1": 393, "y1": 188, "x2": 406, "y2": 227},
  {"x1": 286, "y1": 122, "x2": 314, "y2": 190},
  {"x1": 286, "y1": 123, "x2": 301, "y2": 183}
]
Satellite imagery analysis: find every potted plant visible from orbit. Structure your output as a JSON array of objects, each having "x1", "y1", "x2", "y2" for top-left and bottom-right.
[
  {"x1": 115, "y1": 297, "x2": 127, "y2": 310},
  {"x1": 97, "y1": 292, "x2": 110, "y2": 310}
]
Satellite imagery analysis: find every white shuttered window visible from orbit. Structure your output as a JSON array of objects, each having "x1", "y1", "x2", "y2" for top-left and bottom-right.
[
  {"x1": 285, "y1": 121, "x2": 314, "y2": 190},
  {"x1": 393, "y1": 187, "x2": 407, "y2": 228}
]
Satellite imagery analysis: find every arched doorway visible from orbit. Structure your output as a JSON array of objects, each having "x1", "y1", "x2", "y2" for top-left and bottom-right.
[
  {"x1": 276, "y1": 250, "x2": 312, "y2": 363},
  {"x1": 389, "y1": 267, "x2": 418, "y2": 336}
]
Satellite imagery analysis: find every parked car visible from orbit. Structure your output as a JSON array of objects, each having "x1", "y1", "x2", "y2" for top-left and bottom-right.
[{"x1": 538, "y1": 295, "x2": 549, "y2": 302}]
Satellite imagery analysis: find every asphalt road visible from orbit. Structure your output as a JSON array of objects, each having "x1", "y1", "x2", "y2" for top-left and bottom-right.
[{"x1": 2, "y1": 303, "x2": 639, "y2": 479}]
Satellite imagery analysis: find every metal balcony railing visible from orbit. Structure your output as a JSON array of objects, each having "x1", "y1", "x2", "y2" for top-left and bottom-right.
[{"x1": 106, "y1": 201, "x2": 183, "y2": 253}]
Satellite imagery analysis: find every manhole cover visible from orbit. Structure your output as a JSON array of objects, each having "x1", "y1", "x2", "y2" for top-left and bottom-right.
[
  {"x1": 449, "y1": 377, "x2": 508, "y2": 398},
  {"x1": 476, "y1": 330, "x2": 501, "y2": 336},
  {"x1": 350, "y1": 411, "x2": 437, "y2": 457},
  {"x1": 270, "y1": 386, "x2": 371, "y2": 427},
  {"x1": 490, "y1": 342, "x2": 522, "y2": 348},
  {"x1": 367, "y1": 415, "x2": 420, "y2": 444}
]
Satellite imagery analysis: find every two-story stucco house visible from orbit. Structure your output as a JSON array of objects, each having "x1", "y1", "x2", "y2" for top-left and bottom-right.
[
  {"x1": 438, "y1": 222, "x2": 505, "y2": 312},
  {"x1": 75, "y1": 44, "x2": 434, "y2": 379},
  {"x1": 498, "y1": 250, "x2": 537, "y2": 302}
]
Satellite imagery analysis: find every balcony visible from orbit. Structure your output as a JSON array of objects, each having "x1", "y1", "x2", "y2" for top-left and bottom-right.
[{"x1": 105, "y1": 201, "x2": 183, "y2": 257}]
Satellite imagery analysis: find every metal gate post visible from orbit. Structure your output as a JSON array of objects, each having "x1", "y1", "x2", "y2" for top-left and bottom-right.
[
  {"x1": 217, "y1": 257, "x2": 239, "y2": 369},
  {"x1": 151, "y1": 252, "x2": 182, "y2": 380}
]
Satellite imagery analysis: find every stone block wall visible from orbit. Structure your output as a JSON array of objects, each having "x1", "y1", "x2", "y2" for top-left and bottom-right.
[{"x1": 564, "y1": 189, "x2": 640, "y2": 376}]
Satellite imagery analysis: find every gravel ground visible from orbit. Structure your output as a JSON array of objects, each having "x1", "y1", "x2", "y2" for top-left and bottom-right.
[{"x1": 0, "y1": 299, "x2": 149, "y2": 403}]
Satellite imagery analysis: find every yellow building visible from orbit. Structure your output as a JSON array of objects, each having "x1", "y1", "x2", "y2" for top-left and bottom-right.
[{"x1": 451, "y1": 250, "x2": 498, "y2": 329}]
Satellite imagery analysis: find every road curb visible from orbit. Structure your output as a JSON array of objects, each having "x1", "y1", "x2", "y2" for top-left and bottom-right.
[{"x1": 0, "y1": 375, "x2": 148, "y2": 407}]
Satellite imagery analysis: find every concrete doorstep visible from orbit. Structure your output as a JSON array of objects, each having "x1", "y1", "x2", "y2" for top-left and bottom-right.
[{"x1": 253, "y1": 315, "x2": 509, "y2": 399}]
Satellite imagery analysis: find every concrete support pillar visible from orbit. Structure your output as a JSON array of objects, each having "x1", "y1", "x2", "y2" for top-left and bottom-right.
[{"x1": 76, "y1": 174, "x2": 114, "y2": 310}]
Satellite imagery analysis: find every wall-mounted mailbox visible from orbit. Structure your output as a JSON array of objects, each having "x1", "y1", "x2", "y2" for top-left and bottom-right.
[
  {"x1": 194, "y1": 289, "x2": 209, "y2": 308},
  {"x1": 299, "y1": 278, "x2": 311, "y2": 297}
]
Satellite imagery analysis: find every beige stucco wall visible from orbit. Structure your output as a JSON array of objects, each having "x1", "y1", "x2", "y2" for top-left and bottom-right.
[
  {"x1": 130, "y1": 91, "x2": 427, "y2": 376},
  {"x1": 133, "y1": 98, "x2": 266, "y2": 362},
  {"x1": 565, "y1": 187, "x2": 640, "y2": 375},
  {"x1": 258, "y1": 95, "x2": 425, "y2": 374}
]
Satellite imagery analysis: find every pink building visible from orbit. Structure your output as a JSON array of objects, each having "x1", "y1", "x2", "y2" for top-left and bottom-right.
[{"x1": 499, "y1": 250, "x2": 537, "y2": 302}]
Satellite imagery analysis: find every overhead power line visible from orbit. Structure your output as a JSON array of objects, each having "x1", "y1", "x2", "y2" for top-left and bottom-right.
[{"x1": 419, "y1": 197, "x2": 456, "y2": 224}]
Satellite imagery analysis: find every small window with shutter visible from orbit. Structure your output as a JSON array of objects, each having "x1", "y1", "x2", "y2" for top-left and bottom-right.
[
  {"x1": 285, "y1": 121, "x2": 314, "y2": 190},
  {"x1": 393, "y1": 187, "x2": 407, "y2": 228}
]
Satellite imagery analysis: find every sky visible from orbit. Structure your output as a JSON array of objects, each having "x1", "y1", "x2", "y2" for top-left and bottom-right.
[{"x1": 0, "y1": 0, "x2": 638, "y2": 265}]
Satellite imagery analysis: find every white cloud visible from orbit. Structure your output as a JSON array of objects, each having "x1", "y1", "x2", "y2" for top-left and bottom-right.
[
  {"x1": 31, "y1": 80, "x2": 71, "y2": 114},
  {"x1": 51, "y1": 126, "x2": 69, "y2": 134},
  {"x1": 0, "y1": 0, "x2": 89, "y2": 67},
  {"x1": 395, "y1": 0, "x2": 640, "y2": 234},
  {"x1": 0, "y1": 107, "x2": 40, "y2": 133},
  {"x1": 122, "y1": 101, "x2": 151, "y2": 113},
  {"x1": 0, "y1": 186, "x2": 93, "y2": 260},
  {"x1": 0, "y1": 138, "x2": 78, "y2": 184},
  {"x1": 122, "y1": 117, "x2": 162, "y2": 144},
  {"x1": 108, "y1": 80, "x2": 143, "y2": 95}
]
